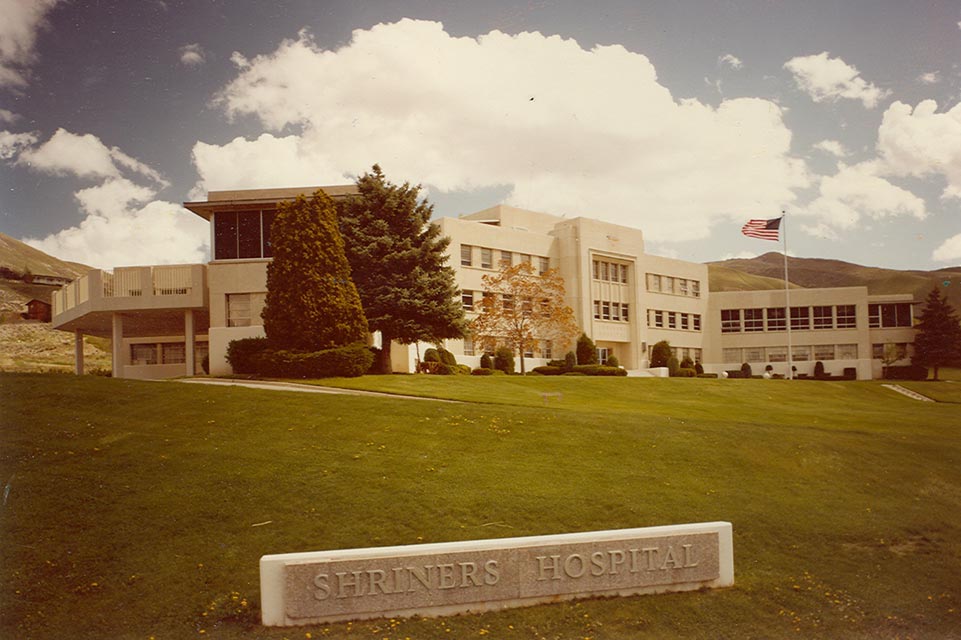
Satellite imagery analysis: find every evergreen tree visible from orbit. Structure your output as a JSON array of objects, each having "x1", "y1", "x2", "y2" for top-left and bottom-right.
[
  {"x1": 339, "y1": 165, "x2": 466, "y2": 373},
  {"x1": 650, "y1": 340, "x2": 672, "y2": 368},
  {"x1": 262, "y1": 190, "x2": 368, "y2": 352},
  {"x1": 576, "y1": 333, "x2": 598, "y2": 365},
  {"x1": 912, "y1": 286, "x2": 961, "y2": 381}
]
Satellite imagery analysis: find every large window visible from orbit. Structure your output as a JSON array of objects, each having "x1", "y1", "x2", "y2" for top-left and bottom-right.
[
  {"x1": 161, "y1": 342, "x2": 186, "y2": 365},
  {"x1": 721, "y1": 309, "x2": 741, "y2": 333},
  {"x1": 722, "y1": 348, "x2": 741, "y2": 363},
  {"x1": 461, "y1": 244, "x2": 473, "y2": 266},
  {"x1": 500, "y1": 251, "x2": 513, "y2": 269},
  {"x1": 462, "y1": 290, "x2": 474, "y2": 311},
  {"x1": 131, "y1": 343, "x2": 158, "y2": 365},
  {"x1": 767, "y1": 346, "x2": 787, "y2": 362},
  {"x1": 744, "y1": 308, "x2": 764, "y2": 332},
  {"x1": 227, "y1": 292, "x2": 266, "y2": 327},
  {"x1": 790, "y1": 307, "x2": 811, "y2": 331},
  {"x1": 814, "y1": 344, "x2": 836, "y2": 360},
  {"x1": 538, "y1": 256, "x2": 550, "y2": 274},
  {"x1": 744, "y1": 347, "x2": 764, "y2": 362},
  {"x1": 836, "y1": 305, "x2": 857, "y2": 328},
  {"x1": 868, "y1": 303, "x2": 912, "y2": 328},
  {"x1": 837, "y1": 344, "x2": 858, "y2": 359},
  {"x1": 481, "y1": 248, "x2": 493, "y2": 269},
  {"x1": 813, "y1": 305, "x2": 833, "y2": 329},
  {"x1": 766, "y1": 307, "x2": 786, "y2": 331},
  {"x1": 213, "y1": 210, "x2": 276, "y2": 260}
]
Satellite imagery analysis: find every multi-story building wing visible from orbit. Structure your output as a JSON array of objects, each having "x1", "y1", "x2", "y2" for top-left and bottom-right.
[{"x1": 51, "y1": 186, "x2": 917, "y2": 380}]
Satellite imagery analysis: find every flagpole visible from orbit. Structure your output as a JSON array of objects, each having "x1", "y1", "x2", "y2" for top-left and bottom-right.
[{"x1": 782, "y1": 211, "x2": 793, "y2": 380}]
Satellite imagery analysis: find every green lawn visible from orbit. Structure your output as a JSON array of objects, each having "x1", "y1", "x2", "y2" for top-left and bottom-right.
[{"x1": 1, "y1": 372, "x2": 960, "y2": 639}]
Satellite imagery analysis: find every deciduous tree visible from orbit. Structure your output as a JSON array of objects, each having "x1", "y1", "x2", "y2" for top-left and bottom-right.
[
  {"x1": 339, "y1": 165, "x2": 466, "y2": 373},
  {"x1": 262, "y1": 190, "x2": 368, "y2": 352},
  {"x1": 470, "y1": 262, "x2": 579, "y2": 374},
  {"x1": 912, "y1": 286, "x2": 961, "y2": 381}
]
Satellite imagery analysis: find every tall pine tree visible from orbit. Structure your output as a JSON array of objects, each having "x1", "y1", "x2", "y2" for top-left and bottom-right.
[
  {"x1": 262, "y1": 190, "x2": 368, "y2": 352},
  {"x1": 912, "y1": 286, "x2": 961, "y2": 381},
  {"x1": 339, "y1": 165, "x2": 466, "y2": 373}
]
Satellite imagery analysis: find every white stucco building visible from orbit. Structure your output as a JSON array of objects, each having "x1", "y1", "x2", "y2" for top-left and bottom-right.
[{"x1": 51, "y1": 186, "x2": 917, "y2": 380}]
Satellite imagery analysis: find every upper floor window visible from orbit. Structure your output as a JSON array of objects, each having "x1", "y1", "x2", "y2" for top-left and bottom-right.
[
  {"x1": 813, "y1": 305, "x2": 833, "y2": 329},
  {"x1": 538, "y1": 256, "x2": 550, "y2": 274},
  {"x1": 790, "y1": 307, "x2": 811, "y2": 331},
  {"x1": 721, "y1": 309, "x2": 741, "y2": 333},
  {"x1": 868, "y1": 303, "x2": 912, "y2": 328},
  {"x1": 500, "y1": 250, "x2": 513, "y2": 269},
  {"x1": 481, "y1": 248, "x2": 493, "y2": 269},
  {"x1": 227, "y1": 292, "x2": 266, "y2": 327},
  {"x1": 836, "y1": 305, "x2": 857, "y2": 329},
  {"x1": 461, "y1": 244, "x2": 473, "y2": 267},
  {"x1": 213, "y1": 210, "x2": 276, "y2": 260},
  {"x1": 744, "y1": 308, "x2": 764, "y2": 332}
]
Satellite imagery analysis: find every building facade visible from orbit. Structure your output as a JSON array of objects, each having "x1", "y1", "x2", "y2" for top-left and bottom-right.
[{"x1": 51, "y1": 186, "x2": 917, "y2": 379}]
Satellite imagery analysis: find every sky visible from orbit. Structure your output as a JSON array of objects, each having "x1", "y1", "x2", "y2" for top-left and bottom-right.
[{"x1": 1, "y1": 0, "x2": 960, "y2": 272}]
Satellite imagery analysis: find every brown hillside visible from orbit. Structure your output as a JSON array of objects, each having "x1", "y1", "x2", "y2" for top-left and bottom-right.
[{"x1": 0, "y1": 232, "x2": 90, "y2": 279}]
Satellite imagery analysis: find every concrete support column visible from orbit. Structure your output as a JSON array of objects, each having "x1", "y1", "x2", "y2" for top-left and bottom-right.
[
  {"x1": 111, "y1": 313, "x2": 124, "y2": 379},
  {"x1": 184, "y1": 309, "x2": 195, "y2": 377},
  {"x1": 74, "y1": 329, "x2": 84, "y2": 375}
]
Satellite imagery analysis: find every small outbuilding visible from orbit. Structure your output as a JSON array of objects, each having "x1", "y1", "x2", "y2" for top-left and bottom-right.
[{"x1": 22, "y1": 299, "x2": 53, "y2": 322}]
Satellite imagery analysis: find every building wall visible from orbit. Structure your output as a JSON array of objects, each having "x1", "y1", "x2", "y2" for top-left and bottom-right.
[{"x1": 207, "y1": 259, "x2": 270, "y2": 375}]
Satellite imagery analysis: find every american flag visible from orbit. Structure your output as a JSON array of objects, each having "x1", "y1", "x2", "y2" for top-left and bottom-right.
[{"x1": 741, "y1": 217, "x2": 782, "y2": 241}]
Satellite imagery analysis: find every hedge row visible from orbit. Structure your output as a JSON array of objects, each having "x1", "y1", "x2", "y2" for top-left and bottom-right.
[
  {"x1": 531, "y1": 364, "x2": 627, "y2": 376},
  {"x1": 226, "y1": 337, "x2": 372, "y2": 378}
]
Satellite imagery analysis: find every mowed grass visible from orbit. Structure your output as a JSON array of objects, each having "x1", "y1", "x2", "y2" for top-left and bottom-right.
[{"x1": 1, "y1": 373, "x2": 960, "y2": 639}]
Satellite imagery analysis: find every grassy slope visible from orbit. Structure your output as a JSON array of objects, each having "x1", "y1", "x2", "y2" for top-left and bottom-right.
[
  {"x1": 0, "y1": 232, "x2": 90, "y2": 280},
  {"x1": 2, "y1": 374, "x2": 960, "y2": 639}
]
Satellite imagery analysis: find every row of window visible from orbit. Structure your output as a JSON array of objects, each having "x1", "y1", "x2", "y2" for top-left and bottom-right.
[
  {"x1": 593, "y1": 300, "x2": 630, "y2": 322},
  {"x1": 646, "y1": 273, "x2": 701, "y2": 298},
  {"x1": 592, "y1": 260, "x2": 629, "y2": 284},
  {"x1": 461, "y1": 245, "x2": 549, "y2": 273},
  {"x1": 721, "y1": 305, "x2": 857, "y2": 333},
  {"x1": 213, "y1": 210, "x2": 276, "y2": 261},
  {"x1": 462, "y1": 337, "x2": 553, "y2": 359},
  {"x1": 462, "y1": 291, "x2": 549, "y2": 315},
  {"x1": 868, "y1": 303, "x2": 913, "y2": 328},
  {"x1": 872, "y1": 342, "x2": 910, "y2": 360},
  {"x1": 130, "y1": 341, "x2": 209, "y2": 366},
  {"x1": 722, "y1": 343, "x2": 859, "y2": 364},
  {"x1": 647, "y1": 309, "x2": 702, "y2": 331}
]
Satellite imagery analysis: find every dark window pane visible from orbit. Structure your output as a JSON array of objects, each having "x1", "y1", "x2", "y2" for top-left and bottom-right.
[
  {"x1": 261, "y1": 210, "x2": 276, "y2": 258},
  {"x1": 238, "y1": 211, "x2": 262, "y2": 259},
  {"x1": 214, "y1": 211, "x2": 238, "y2": 260}
]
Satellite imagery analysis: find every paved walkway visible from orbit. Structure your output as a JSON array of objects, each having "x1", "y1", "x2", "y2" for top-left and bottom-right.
[
  {"x1": 179, "y1": 377, "x2": 459, "y2": 402},
  {"x1": 881, "y1": 384, "x2": 935, "y2": 402}
]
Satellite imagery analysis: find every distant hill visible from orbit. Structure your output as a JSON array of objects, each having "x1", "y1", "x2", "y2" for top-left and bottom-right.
[
  {"x1": 708, "y1": 252, "x2": 961, "y2": 310},
  {"x1": 0, "y1": 232, "x2": 90, "y2": 280}
]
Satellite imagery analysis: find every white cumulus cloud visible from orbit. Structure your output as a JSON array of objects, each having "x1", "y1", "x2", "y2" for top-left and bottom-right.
[
  {"x1": 784, "y1": 52, "x2": 890, "y2": 108},
  {"x1": 876, "y1": 100, "x2": 961, "y2": 200},
  {"x1": 195, "y1": 20, "x2": 809, "y2": 243},
  {"x1": 0, "y1": 129, "x2": 36, "y2": 159},
  {"x1": 813, "y1": 139, "x2": 848, "y2": 157},
  {"x1": 932, "y1": 233, "x2": 961, "y2": 262},
  {"x1": 917, "y1": 71, "x2": 941, "y2": 85},
  {"x1": 24, "y1": 178, "x2": 208, "y2": 269},
  {"x1": 0, "y1": 0, "x2": 59, "y2": 87},
  {"x1": 718, "y1": 53, "x2": 742, "y2": 70}
]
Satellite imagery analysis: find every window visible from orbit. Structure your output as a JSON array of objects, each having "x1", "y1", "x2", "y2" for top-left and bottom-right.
[
  {"x1": 620, "y1": 264, "x2": 628, "y2": 284},
  {"x1": 790, "y1": 306, "x2": 811, "y2": 331},
  {"x1": 650, "y1": 309, "x2": 664, "y2": 328},
  {"x1": 481, "y1": 248, "x2": 493, "y2": 269},
  {"x1": 131, "y1": 343, "x2": 158, "y2": 365},
  {"x1": 461, "y1": 244, "x2": 473, "y2": 266},
  {"x1": 612, "y1": 302, "x2": 621, "y2": 320},
  {"x1": 601, "y1": 262, "x2": 609, "y2": 281},
  {"x1": 539, "y1": 256, "x2": 550, "y2": 274},
  {"x1": 597, "y1": 347, "x2": 611, "y2": 365},
  {"x1": 792, "y1": 345, "x2": 811, "y2": 361},
  {"x1": 593, "y1": 261, "x2": 600, "y2": 280},
  {"x1": 602, "y1": 301, "x2": 611, "y2": 320},
  {"x1": 213, "y1": 210, "x2": 275, "y2": 260},
  {"x1": 463, "y1": 336, "x2": 474, "y2": 356},
  {"x1": 813, "y1": 305, "x2": 833, "y2": 329},
  {"x1": 837, "y1": 344, "x2": 858, "y2": 359},
  {"x1": 621, "y1": 303, "x2": 630, "y2": 322},
  {"x1": 679, "y1": 279, "x2": 688, "y2": 296},
  {"x1": 647, "y1": 273, "x2": 661, "y2": 292},
  {"x1": 161, "y1": 342, "x2": 186, "y2": 364},
  {"x1": 722, "y1": 348, "x2": 741, "y2": 363},
  {"x1": 680, "y1": 313, "x2": 689, "y2": 330},
  {"x1": 667, "y1": 311, "x2": 677, "y2": 329},
  {"x1": 524, "y1": 343, "x2": 535, "y2": 358},
  {"x1": 227, "y1": 293, "x2": 251, "y2": 327},
  {"x1": 721, "y1": 309, "x2": 741, "y2": 333},
  {"x1": 693, "y1": 314, "x2": 701, "y2": 331},
  {"x1": 227, "y1": 293, "x2": 265, "y2": 327},
  {"x1": 691, "y1": 281, "x2": 700, "y2": 298},
  {"x1": 744, "y1": 347, "x2": 764, "y2": 362},
  {"x1": 766, "y1": 307, "x2": 786, "y2": 331},
  {"x1": 502, "y1": 294, "x2": 514, "y2": 310},
  {"x1": 500, "y1": 251, "x2": 513, "y2": 268},
  {"x1": 872, "y1": 343, "x2": 884, "y2": 359},
  {"x1": 542, "y1": 340, "x2": 553, "y2": 360},
  {"x1": 767, "y1": 346, "x2": 787, "y2": 362},
  {"x1": 692, "y1": 348, "x2": 702, "y2": 363},
  {"x1": 663, "y1": 277, "x2": 674, "y2": 294},
  {"x1": 836, "y1": 305, "x2": 856, "y2": 328},
  {"x1": 869, "y1": 303, "x2": 912, "y2": 328},
  {"x1": 521, "y1": 297, "x2": 533, "y2": 316},
  {"x1": 594, "y1": 300, "x2": 601, "y2": 319},
  {"x1": 462, "y1": 290, "x2": 474, "y2": 311},
  {"x1": 520, "y1": 253, "x2": 532, "y2": 266},
  {"x1": 744, "y1": 308, "x2": 764, "y2": 332},
  {"x1": 194, "y1": 342, "x2": 209, "y2": 371},
  {"x1": 814, "y1": 344, "x2": 836, "y2": 361}
]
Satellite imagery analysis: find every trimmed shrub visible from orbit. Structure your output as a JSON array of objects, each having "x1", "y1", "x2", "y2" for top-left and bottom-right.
[
  {"x1": 725, "y1": 370, "x2": 742, "y2": 379},
  {"x1": 694, "y1": 362, "x2": 704, "y2": 375},
  {"x1": 667, "y1": 356, "x2": 679, "y2": 377},
  {"x1": 226, "y1": 337, "x2": 269, "y2": 374},
  {"x1": 562, "y1": 371, "x2": 587, "y2": 376},
  {"x1": 883, "y1": 364, "x2": 928, "y2": 380},
  {"x1": 741, "y1": 362, "x2": 753, "y2": 378},
  {"x1": 676, "y1": 367, "x2": 696, "y2": 377},
  {"x1": 650, "y1": 340, "x2": 672, "y2": 368},
  {"x1": 547, "y1": 359, "x2": 566, "y2": 367},
  {"x1": 494, "y1": 347, "x2": 515, "y2": 374},
  {"x1": 532, "y1": 365, "x2": 564, "y2": 376},
  {"x1": 564, "y1": 351, "x2": 577, "y2": 371},
  {"x1": 438, "y1": 347, "x2": 458, "y2": 366},
  {"x1": 471, "y1": 367, "x2": 494, "y2": 376},
  {"x1": 423, "y1": 348, "x2": 441, "y2": 363},
  {"x1": 814, "y1": 360, "x2": 825, "y2": 379},
  {"x1": 479, "y1": 353, "x2": 493, "y2": 370},
  {"x1": 457, "y1": 364, "x2": 471, "y2": 375},
  {"x1": 572, "y1": 364, "x2": 628, "y2": 376},
  {"x1": 765, "y1": 364, "x2": 774, "y2": 372},
  {"x1": 697, "y1": 373, "x2": 718, "y2": 379},
  {"x1": 256, "y1": 343, "x2": 372, "y2": 378},
  {"x1": 576, "y1": 333, "x2": 598, "y2": 365},
  {"x1": 680, "y1": 356, "x2": 694, "y2": 369},
  {"x1": 489, "y1": 369, "x2": 506, "y2": 375},
  {"x1": 606, "y1": 355, "x2": 620, "y2": 368}
]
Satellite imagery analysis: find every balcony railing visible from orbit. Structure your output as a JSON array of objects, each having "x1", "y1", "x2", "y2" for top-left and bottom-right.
[{"x1": 53, "y1": 264, "x2": 205, "y2": 319}]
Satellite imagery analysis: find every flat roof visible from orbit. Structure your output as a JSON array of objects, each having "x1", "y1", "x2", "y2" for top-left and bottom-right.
[{"x1": 183, "y1": 185, "x2": 358, "y2": 219}]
